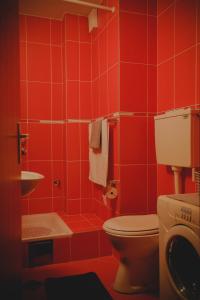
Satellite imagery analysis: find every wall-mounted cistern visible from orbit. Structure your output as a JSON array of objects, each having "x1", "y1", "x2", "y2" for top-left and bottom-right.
[{"x1": 154, "y1": 108, "x2": 200, "y2": 194}]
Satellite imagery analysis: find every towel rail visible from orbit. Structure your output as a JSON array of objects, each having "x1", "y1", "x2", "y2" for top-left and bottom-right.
[{"x1": 19, "y1": 112, "x2": 156, "y2": 125}]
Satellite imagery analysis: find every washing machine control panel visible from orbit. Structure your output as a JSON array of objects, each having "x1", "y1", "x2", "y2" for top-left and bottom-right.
[
  {"x1": 180, "y1": 206, "x2": 192, "y2": 222},
  {"x1": 174, "y1": 204, "x2": 200, "y2": 227}
]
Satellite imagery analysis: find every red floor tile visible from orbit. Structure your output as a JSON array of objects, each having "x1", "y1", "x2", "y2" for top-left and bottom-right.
[{"x1": 22, "y1": 256, "x2": 159, "y2": 300}]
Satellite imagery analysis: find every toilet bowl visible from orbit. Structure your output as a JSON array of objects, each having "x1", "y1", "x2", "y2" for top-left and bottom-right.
[{"x1": 103, "y1": 214, "x2": 159, "y2": 294}]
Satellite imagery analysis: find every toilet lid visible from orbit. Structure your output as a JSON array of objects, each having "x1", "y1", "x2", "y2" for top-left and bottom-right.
[{"x1": 103, "y1": 214, "x2": 158, "y2": 236}]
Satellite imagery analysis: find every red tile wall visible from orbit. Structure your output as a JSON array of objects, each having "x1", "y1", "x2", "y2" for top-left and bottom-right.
[
  {"x1": 119, "y1": 0, "x2": 157, "y2": 215},
  {"x1": 20, "y1": 15, "x2": 65, "y2": 215},
  {"x1": 157, "y1": 0, "x2": 199, "y2": 195},
  {"x1": 63, "y1": 14, "x2": 94, "y2": 215},
  {"x1": 20, "y1": 0, "x2": 158, "y2": 218},
  {"x1": 90, "y1": 0, "x2": 120, "y2": 220},
  {"x1": 20, "y1": 14, "x2": 94, "y2": 215}
]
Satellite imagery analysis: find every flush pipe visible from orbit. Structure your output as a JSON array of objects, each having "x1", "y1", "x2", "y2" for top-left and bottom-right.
[{"x1": 171, "y1": 166, "x2": 183, "y2": 194}]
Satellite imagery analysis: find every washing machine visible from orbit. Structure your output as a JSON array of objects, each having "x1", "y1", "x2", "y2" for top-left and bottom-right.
[{"x1": 157, "y1": 193, "x2": 200, "y2": 300}]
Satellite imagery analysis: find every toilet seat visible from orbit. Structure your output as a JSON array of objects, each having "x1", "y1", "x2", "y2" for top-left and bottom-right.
[{"x1": 103, "y1": 214, "x2": 159, "y2": 236}]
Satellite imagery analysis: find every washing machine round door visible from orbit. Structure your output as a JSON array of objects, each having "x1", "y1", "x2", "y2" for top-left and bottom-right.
[{"x1": 165, "y1": 225, "x2": 200, "y2": 300}]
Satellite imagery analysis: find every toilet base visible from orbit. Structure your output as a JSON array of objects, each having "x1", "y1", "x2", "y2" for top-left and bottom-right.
[{"x1": 113, "y1": 259, "x2": 158, "y2": 294}]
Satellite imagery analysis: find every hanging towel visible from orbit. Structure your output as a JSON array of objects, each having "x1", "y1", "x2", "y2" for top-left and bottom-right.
[
  {"x1": 89, "y1": 119, "x2": 102, "y2": 150},
  {"x1": 89, "y1": 119, "x2": 109, "y2": 187}
]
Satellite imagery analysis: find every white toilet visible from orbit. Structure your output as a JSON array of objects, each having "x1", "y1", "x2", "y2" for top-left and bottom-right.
[{"x1": 103, "y1": 214, "x2": 159, "y2": 294}]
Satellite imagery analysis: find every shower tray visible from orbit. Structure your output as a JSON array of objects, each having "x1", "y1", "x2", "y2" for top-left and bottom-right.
[{"x1": 22, "y1": 212, "x2": 73, "y2": 242}]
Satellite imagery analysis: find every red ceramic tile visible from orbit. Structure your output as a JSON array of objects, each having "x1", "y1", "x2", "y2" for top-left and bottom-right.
[
  {"x1": 92, "y1": 80, "x2": 99, "y2": 118},
  {"x1": 157, "y1": 0, "x2": 174, "y2": 14},
  {"x1": 148, "y1": 116, "x2": 157, "y2": 164},
  {"x1": 27, "y1": 43, "x2": 51, "y2": 81},
  {"x1": 89, "y1": 219, "x2": 103, "y2": 228},
  {"x1": 120, "y1": 0, "x2": 147, "y2": 14},
  {"x1": 107, "y1": 15, "x2": 119, "y2": 68},
  {"x1": 97, "y1": 202, "x2": 111, "y2": 221},
  {"x1": 109, "y1": 124, "x2": 119, "y2": 166},
  {"x1": 80, "y1": 43, "x2": 91, "y2": 81},
  {"x1": 66, "y1": 41, "x2": 79, "y2": 80},
  {"x1": 28, "y1": 82, "x2": 51, "y2": 120},
  {"x1": 108, "y1": 65, "x2": 119, "y2": 113},
  {"x1": 20, "y1": 42, "x2": 26, "y2": 80},
  {"x1": 148, "y1": 16, "x2": 157, "y2": 65},
  {"x1": 97, "y1": 4, "x2": 109, "y2": 32},
  {"x1": 53, "y1": 238, "x2": 71, "y2": 263},
  {"x1": 80, "y1": 161, "x2": 92, "y2": 199},
  {"x1": 120, "y1": 117, "x2": 147, "y2": 164},
  {"x1": 183, "y1": 168, "x2": 196, "y2": 193},
  {"x1": 148, "y1": 66, "x2": 157, "y2": 112},
  {"x1": 120, "y1": 62, "x2": 147, "y2": 112},
  {"x1": 20, "y1": 81, "x2": 27, "y2": 120},
  {"x1": 61, "y1": 214, "x2": 85, "y2": 223},
  {"x1": 79, "y1": 82, "x2": 92, "y2": 119},
  {"x1": 52, "y1": 84, "x2": 64, "y2": 120},
  {"x1": 79, "y1": 16, "x2": 91, "y2": 42},
  {"x1": 81, "y1": 198, "x2": 95, "y2": 214},
  {"x1": 52, "y1": 161, "x2": 65, "y2": 198},
  {"x1": 28, "y1": 161, "x2": 52, "y2": 198},
  {"x1": 157, "y1": 5, "x2": 174, "y2": 63},
  {"x1": 99, "y1": 230, "x2": 112, "y2": 256},
  {"x1": 147, "y1": 165, "x2": 157, "y2": 213},
  {"x1": 52, "y1": 124, "x2": 64, "y2": 160},
  {"x1": 175, "y1": 0, "x2": 197, "y2": 54},
  {"x1": 65, "y1": 14, "x2": 79, "y2": 41},
  {"x1": 120, "y1": 165, "x2": 148, "y2": 214},
  {"x1": 28, "y1": 123, "x2": 51, "y2": 160},
  {"x1": 99, "y1": 29, "x2": 107, "y2": 74},
  {"x1": 99, "y1": 73, "x2": 108, "y2": 116},
  {"x1": 20, "y1": 15, "x2": 26, "y2": 42},
  {"x1": 66, "y1": 81, "x2": 79, "y2": 118},
  {"x1": 92, "y1": 40, "x2": 99, "y2": 79},
  {"x1": 68, "y1": 220, "x2": 93, "y2": 233},
  {"x1": 66, "y1": 123, "x2": 80, "y2": 161},
  {"x1": 66, "y1": 162, "x2": 81, "y2": 199},
  {"x1": 148, "y1": 0, "x2": 157, "y2": 15},
  {"x1": 51, "y1": 46, "x2": 63, "y2": 83},
  {"x1": 157, "y1": 165, "x2": 174, "y2": 196},
  {"x1": 53, "y1": 197, "x2": 65, "y2": 212},
  {"x1": 80, "y1": 123, "x2": 89, "y2": 160},
  {"x1": 82, "y1": 213, "x2": 97, "y2": 219},
  {"x1": 29, "y1": 197, "x2": 52, "y2": 214},
  {"x1": 26, "y1": 16, "x2": 50, "y2": 43},
  {"x1": 120, "y1": 12, "x2": 147, "y2": 63},
  {"x1": 71, "y1": 232, "x2": 99, "y2": 260},
  {"x1": 51, "y1": 19, "x2": 62, "y2": 45},
  {"x1": 175, "y1": 47, "x2": 196, "y2": 108},
  {"x1": 157, "y1": 59, "x2": 174, "y2": 112},
  {"x1": 67, "y1": 200, "x2": 81, "y2": 214}
]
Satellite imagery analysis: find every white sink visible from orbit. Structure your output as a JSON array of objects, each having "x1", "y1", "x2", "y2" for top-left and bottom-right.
[{"x1": 21, "y1": 171, "x2": 44, "y2": 197}]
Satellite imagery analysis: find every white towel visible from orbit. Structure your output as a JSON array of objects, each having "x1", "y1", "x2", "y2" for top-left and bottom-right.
[
  {"x1": 89, "y1": 119, "x2": 109, "y2": 187},
  {"x1": 89, "y1": 119, "x2": 102, "y2": 150}
]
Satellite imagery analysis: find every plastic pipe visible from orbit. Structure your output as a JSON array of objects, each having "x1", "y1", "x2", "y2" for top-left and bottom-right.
[{"x1": 171, "y1": 166, "x2": 182, "y2": 194}]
